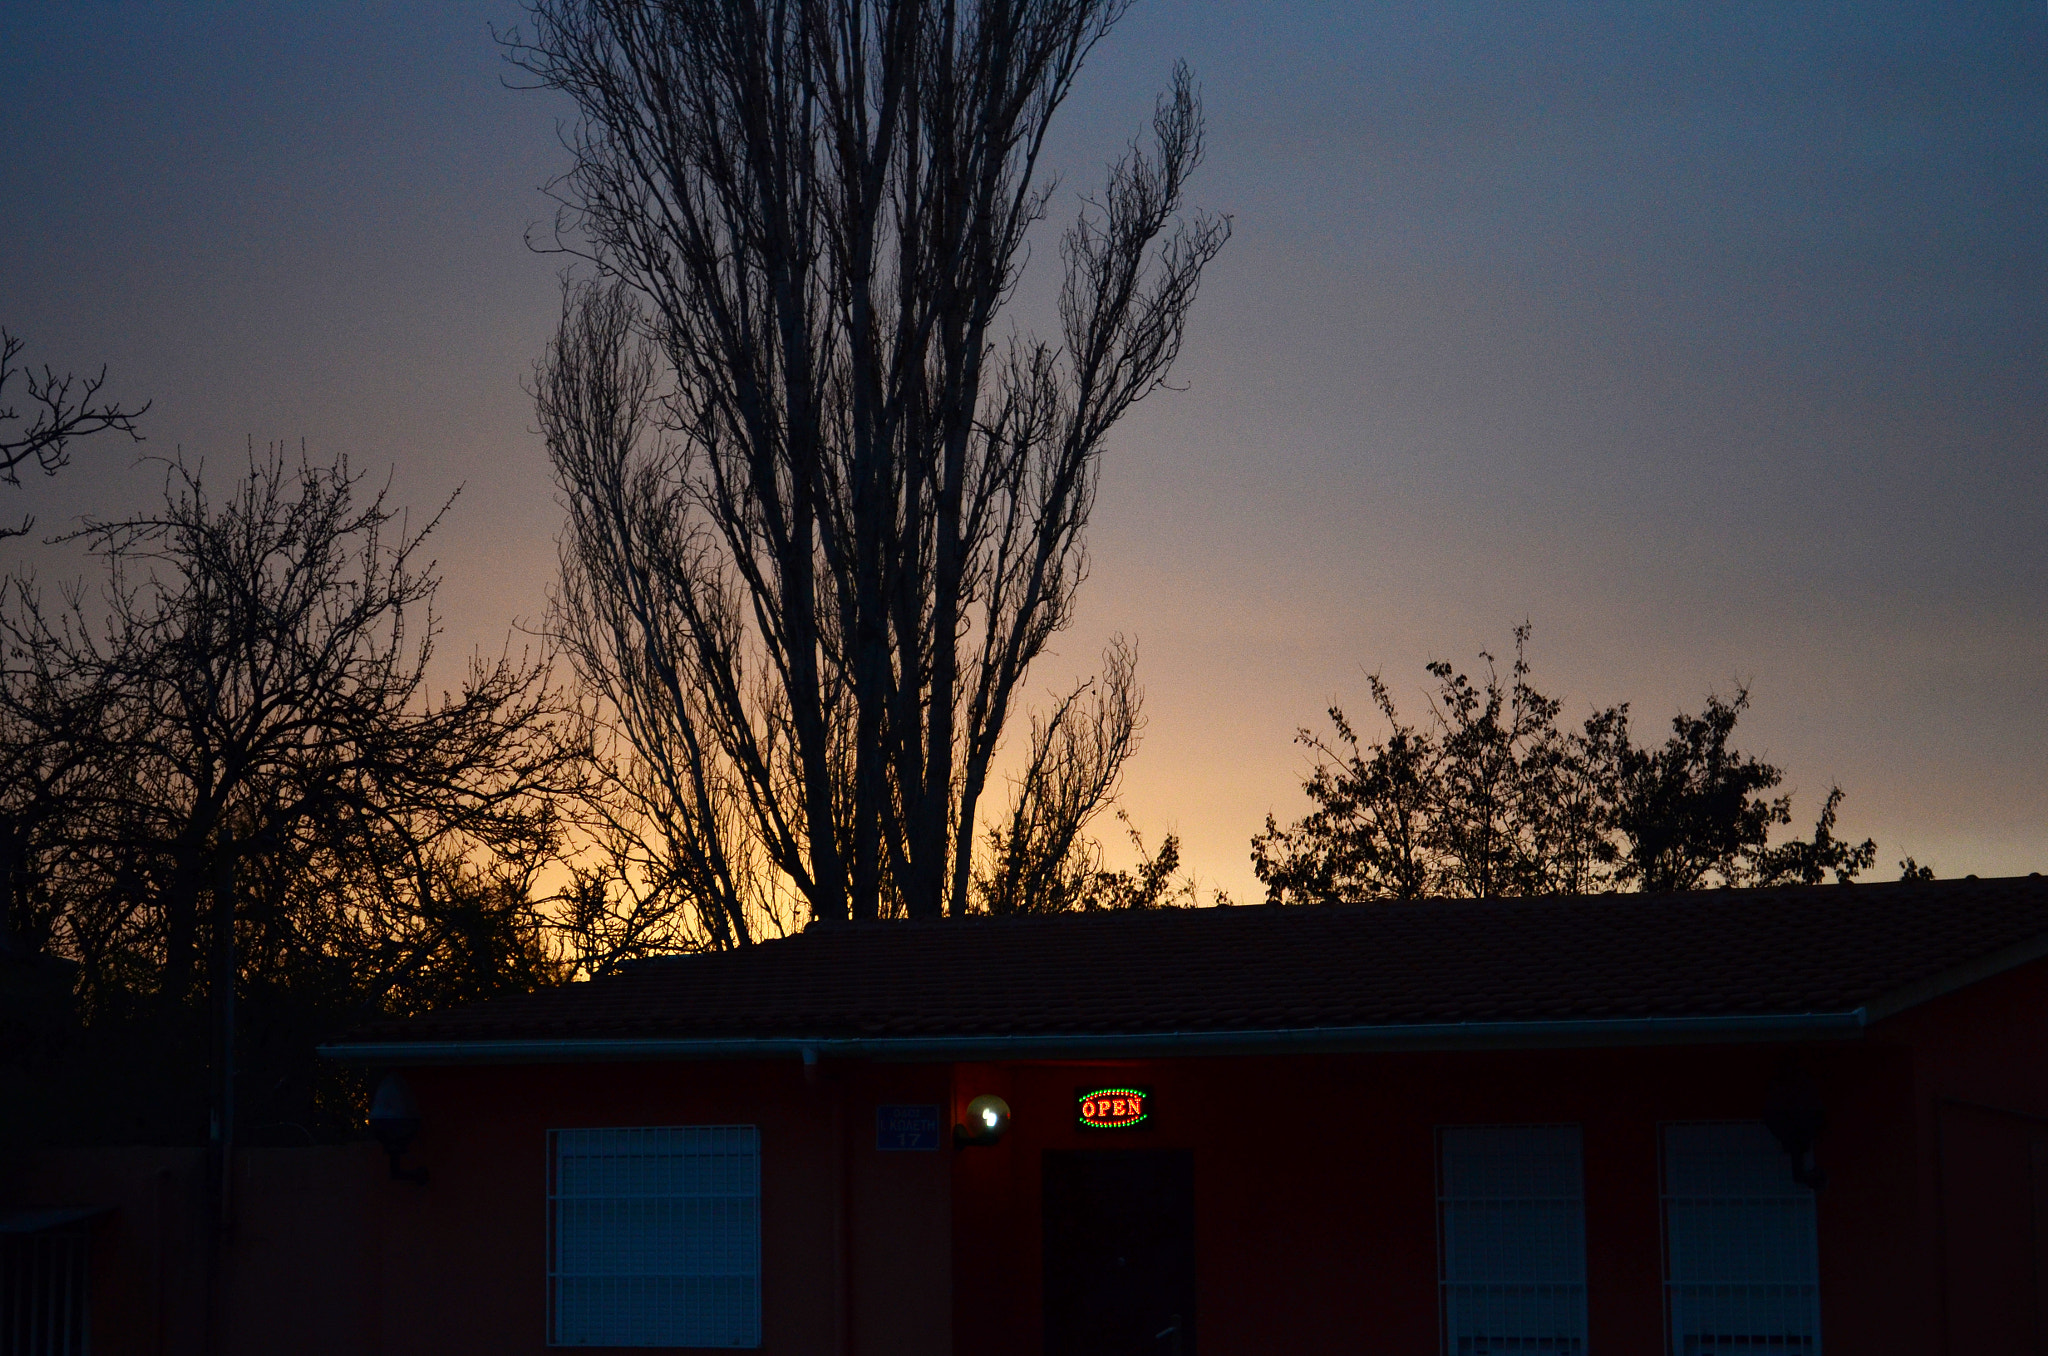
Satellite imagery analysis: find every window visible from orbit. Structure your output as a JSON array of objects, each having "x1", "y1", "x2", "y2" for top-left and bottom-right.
[
  {"x1": 1661, "y1": 1123, "x2": 1821, "y2": 1356},
  {"x1": 1437, "y1": 1125, "x2": 1589, "y2": 1356},
  {"x1": 548, "y1": 1126, "x2": 762, "y2": 1348},
  {"x1": 0, "y1": 1213, "x2": 93, "y2": 1356}
]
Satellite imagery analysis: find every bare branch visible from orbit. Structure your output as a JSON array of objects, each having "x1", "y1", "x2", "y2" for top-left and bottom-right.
[
  {"x1": 0, "y1": 329, "x2": 149, "y2": 538},
  {"x1": 519, "y1": 1, "x2": 1224, "y2": 927}
]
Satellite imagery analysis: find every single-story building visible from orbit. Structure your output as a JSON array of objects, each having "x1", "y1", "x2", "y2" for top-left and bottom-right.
[{"x1": 321, "y1": 874, "x2": 2048, "y2": 1355}]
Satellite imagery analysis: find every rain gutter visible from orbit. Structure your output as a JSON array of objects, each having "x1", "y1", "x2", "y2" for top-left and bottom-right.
[{"x1": 319, "y1": 1007, "x2": 1867, "y2": 1066}]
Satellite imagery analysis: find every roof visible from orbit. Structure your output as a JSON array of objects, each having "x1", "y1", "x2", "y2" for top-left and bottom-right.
[{"x1": 324, "y1": 874, "x2": 2048, "y2": 1062}]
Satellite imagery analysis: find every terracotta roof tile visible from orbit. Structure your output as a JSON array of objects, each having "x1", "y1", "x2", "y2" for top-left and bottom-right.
[{"x1": 341, "y1": 875, "x2": 2048, "y2": 1047}]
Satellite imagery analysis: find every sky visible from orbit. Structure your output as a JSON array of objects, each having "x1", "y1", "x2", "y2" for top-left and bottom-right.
[{"x1": 4, "y1": 0, "x2": 2044, "y2": 902}]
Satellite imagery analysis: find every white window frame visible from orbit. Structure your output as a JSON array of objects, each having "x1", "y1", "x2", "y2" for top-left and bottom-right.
[
  {"x1": 1660, "y1": 1121, "x2": 1822, "y2": 1356},
  {"x1": 1436, "y1": 1123, "x2": 1591, "y2": 1356},
  {"x1": 546, "y1": 1125, "x2": 763, "y2": 1349}
]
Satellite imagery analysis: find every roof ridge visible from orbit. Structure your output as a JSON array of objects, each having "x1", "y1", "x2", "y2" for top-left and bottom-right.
[{"x1": 329, "y1": 874, "x2": 2048, "y2": 1053}]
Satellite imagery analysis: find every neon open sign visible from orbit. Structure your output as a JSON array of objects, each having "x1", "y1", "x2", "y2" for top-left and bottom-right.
[{"x1": 1076, "y1": 1086, "x2": 1150, "y2": 1129}]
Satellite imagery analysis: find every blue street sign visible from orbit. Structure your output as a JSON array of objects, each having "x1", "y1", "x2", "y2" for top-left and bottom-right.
[{"x1": 876, "y1": 1104, "x2": 942, "y2": 1151}]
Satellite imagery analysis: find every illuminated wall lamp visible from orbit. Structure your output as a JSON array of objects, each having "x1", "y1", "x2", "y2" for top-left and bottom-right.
[
  {"x1": 369, "y1": 1072, "x2": 430, "y2": 1184},
  {"x1": 955, "y1": 1094, "x2": 1012, "y2": 1148}
]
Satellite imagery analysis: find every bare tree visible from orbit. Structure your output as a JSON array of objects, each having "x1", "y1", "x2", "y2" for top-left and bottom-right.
[
  {"x1": 542, "y1": 283, "x2": 788, "y2": 953},
  {"x1": 0, "y1": 449, "x2": 581, "y2": 1139},
  {"x1": 0, "y1": 328, "x2": 148, "y2": 538},
  {"x1": 0, "y1": 450, "x2": 572, "y2": 1003},
  {"x1": 974, "y1": 636, "x2": 1140, "y2": 914},
  {"x1": 516, "y1": 0, "x2": 1227, "y2": 929}
]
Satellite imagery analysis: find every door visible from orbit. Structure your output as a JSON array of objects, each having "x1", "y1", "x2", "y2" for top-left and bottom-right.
[
  {"x1": 1938, "y1": 1101, "x2": 2048, "y2": 1353},
  {"x1": 1042, "y1": 1149, "x2": 1197, "y2": 1356}
]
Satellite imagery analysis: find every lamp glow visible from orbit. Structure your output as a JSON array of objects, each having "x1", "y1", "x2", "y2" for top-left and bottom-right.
[{"x1": 957, "y1": 1094, "x2": 1012, "y2": 1147}]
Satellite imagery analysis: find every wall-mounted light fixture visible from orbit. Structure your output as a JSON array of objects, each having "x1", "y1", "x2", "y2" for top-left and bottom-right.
[
  {"x1": 1763, "y1": 1065, "x2": 1826, "y2": 1190},
  {"x1": 369, "y1": 1073, "x2": 429, "y2": 1184},
  {"x1": 955, "y1": 1094, "x2": 1012, "y2": 1148}
]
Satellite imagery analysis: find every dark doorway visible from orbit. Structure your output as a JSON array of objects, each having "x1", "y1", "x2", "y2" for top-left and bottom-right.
[
  {"x1": 1042, "y1": 1149, "x2": 1197, "y2": 1356},
  {"x1": 1937, "y1": 1101, "x2": 2048, "y2": 1354}
]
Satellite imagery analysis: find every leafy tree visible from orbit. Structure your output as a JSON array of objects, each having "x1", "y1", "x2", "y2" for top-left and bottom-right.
[
  {"x1": 1252, "y1": 628, "x2": 1878, "y2": 904},
  {"x1": 1593, "y1": 690, "x2": 1877, "y2": 890},
  {"x1": 516, "y1": 0, "x2": 1228, "y2": 934}
]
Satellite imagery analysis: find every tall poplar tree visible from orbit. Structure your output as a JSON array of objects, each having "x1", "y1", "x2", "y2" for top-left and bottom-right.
[{"x1": 516, "y1": 0, "x2": 1226, "y2": 934}]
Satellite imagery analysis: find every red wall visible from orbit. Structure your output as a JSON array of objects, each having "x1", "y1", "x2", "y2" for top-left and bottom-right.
[
  {"x1": 19, "y1": 954, "x2": 2048, "y2": 1354},
  {"x1": 948, "y1": 1043, "x2": 1918, "y2": 1356},
  {"x1": 4, "y1": 1144, "x2": 388, "y2": 1356},
  {"x1": 379, "y1": 1057, "x2": 954, "y2": 1356},
  {"x1": 1881, "y1": 953, "x2": 2048, "y2": 1352}
]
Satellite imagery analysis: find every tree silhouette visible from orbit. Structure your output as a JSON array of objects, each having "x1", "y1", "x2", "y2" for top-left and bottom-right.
[
  {"x1": 517, "y1": 0, "x2": 1227, "y2": 933},
  {"x1": 1253, "y1": 627, "x2": 1879, "y2": 903},
  {"x1": 0, "y1": 328, "x2": 148, "y2": 538},
  {"x1": 0, "y1": 449, "x2": 580, "y2": 1143}
]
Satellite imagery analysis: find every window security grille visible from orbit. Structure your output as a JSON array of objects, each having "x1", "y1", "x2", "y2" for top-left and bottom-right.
[
  {"x1": 1661, "y1": 1123, "x2": 1821, "y2": 1356},
  {"x1": 1, "y1": 1224, "x2": 90, "y2": 1356},
  {"x1": 548, "y1": 1126, "x2": 762, "y2": 1348},
  {"x1": 1437, "y1": 1125, "x2": 1589, "y2": 1356}
]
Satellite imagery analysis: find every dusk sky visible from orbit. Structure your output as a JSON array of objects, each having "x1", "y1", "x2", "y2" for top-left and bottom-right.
[{"x1": 5, "y1": 0, "x2": 2044, "y2": 901}]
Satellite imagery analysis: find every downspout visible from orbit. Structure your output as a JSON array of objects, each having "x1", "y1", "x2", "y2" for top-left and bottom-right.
[
  {"x1": 830, "y1": 1056, "x2": 852, "y2": 1356},
  {"x1": 217, "y1": 851, "x2": 236, "y2": 1236},
  {"x1": 808, "y1": 1046, "x2": 851, "y2": 1356},
  {"x1": 203, "y1": 852, "x2": 237, "y2": 1356},
  {"x1": 154, "y1": 1166, "x2": 172, "y2": 1356},
  {"x1": 1932, "y1": 1091, "x2": 1952, "y2": 1356}
]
